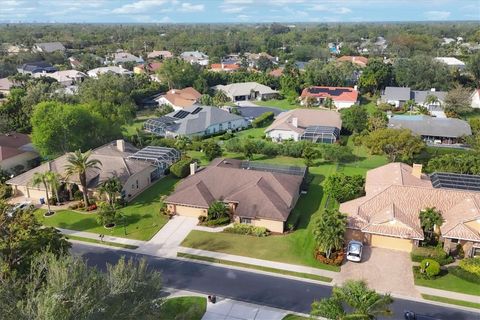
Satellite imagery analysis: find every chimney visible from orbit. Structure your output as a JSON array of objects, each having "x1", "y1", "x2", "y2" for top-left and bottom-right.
[
  {"x1": 292, "y1": 117, "x2": 298, "y2": 128},
  {"x1": 190, "y1": 162, "x2": 198, "y2": 176},
  {"x1": 116, "y1": 139, "x2": 126, "y2": 152},
  {"x1": 354, "y1": 85, "x2": 358, "y2": 91},
  {"x1": 431, "y1": 88, "x2": 436, "y2": 92},
  {"x1": 412, "y1": 163, "x2": 423, "y2": 179}
]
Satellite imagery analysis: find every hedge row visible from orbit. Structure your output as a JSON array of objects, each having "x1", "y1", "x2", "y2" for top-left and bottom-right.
[
  {"x1": 448, "y1": 266, "x2": 480, "y2": 284},
  {"x1": 410, "y1": 246, "x2": 454, "y2": 266},
  {"x1": 224, "y1": 223, "x2": 269, "y2": 237},
  {"x1": 170, "y1": 157, "x2": 193, "y2": 178}
]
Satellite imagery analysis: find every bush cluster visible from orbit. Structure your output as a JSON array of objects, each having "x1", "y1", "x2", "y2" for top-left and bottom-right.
[
  {"x1": 170, "y1": 157, "x2": 193, "y2": 178},
  {"x1": 251, "y1": 112, "x2": 274, "y2": 128},
  {"x1": 198, "y1": 216, "x2": 231, "y2": 227},
  {"x1": 420, "y1": 259, "x2": 441, "y2": 278},
  {"x1": 411, "y1": 246, "x2": 454, "y2": 266},
  {"x1": 224, "y1": 223, "x2": 269, "y2": 237},
  {"x1": 449, "y1": 266, "x2": 480, "y2": 284},
  {"x1": 458, "y1": 257, "x2": 480, "y2": 277}
]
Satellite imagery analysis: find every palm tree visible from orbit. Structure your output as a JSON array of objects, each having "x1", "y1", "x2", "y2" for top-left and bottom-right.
[
  {"x1": 46, "y1": 172, "x2": 61, "y2": 205},
  {"x1": 31, "y1": 172, "x2": 52, "y2": 213},
  {"x1": 404, "y1": 99, "x2": 417, "y2": 113},
  {"x1": 64, "y1": 150, "x2": 102, "y2": 206},
  {"x1": 425, "y1": 94, "x2": 440, "y2": 108},
  {"x1": 99, "y1": 177, "x2": 122, "y2": 207},
  {"x1": 312, "y1": 209, "x2": 347, "y2": 259},
  {"x1": 312, "y1": 280, "x2": 393, "y2": 319},
  {"x1": 324, "y1": 97, "x2": 335, "y2": 110},
  {"x1": 207, "y1": 201, "x2": 230, "y2": 221},
  {"x1": 419, "y1": 207, "x2": 444, "y2": 243}
]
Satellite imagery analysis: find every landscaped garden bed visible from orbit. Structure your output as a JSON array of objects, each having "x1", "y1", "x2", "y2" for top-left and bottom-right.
[{"x1": 159, "y1": 296, "x2": 207, "y2": 320}]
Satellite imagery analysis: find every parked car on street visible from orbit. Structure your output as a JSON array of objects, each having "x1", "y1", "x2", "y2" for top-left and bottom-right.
[
  {"x1": 346, "y1": 240, "x2": 363, "y2": 262},
  {"x1": 404, "y1": 311, "x2": 441, "y2": 320}
]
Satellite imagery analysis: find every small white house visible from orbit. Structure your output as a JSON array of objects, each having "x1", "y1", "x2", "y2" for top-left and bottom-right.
[{"x1": 472, "y1": 89, "x2": 480, "y2": 109}]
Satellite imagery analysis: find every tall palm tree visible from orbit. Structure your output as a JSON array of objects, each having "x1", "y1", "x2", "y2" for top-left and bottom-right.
[
  {"x1": 64, "y1": 150, "x2": 102, "y2": 206},
  {"x1": 324, "y1": 97, "x2": 335, "y2": 110},
  {"x1": 425, "y1": 94, "x2": 440, "y2": 108},
  {"x1": 99, "y1": 177, "x2": 122, "y2": 207},
  {"x1": 46, "y1": 172, "x2": 61, "y2": 205},
  {"x1": 312, "y1": 208, "x2": 347, "y2": 259},
  {"x1": 419, "y1": 207, "x2": 444, "y2": 243},
  {"x1": 31, "y1": 172, "x2": 52, "y2": 213}
]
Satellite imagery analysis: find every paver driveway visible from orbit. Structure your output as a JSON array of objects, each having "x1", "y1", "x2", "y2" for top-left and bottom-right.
[
  {"x1": 335, "y1": 246, "x2": 420, "y2": 298},
  {"x1": 202, "y1": 299, "x2": 287, "y2": 320}
]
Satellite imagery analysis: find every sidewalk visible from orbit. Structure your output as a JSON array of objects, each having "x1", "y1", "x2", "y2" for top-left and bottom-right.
[
  {"x1": 58, "y1": 228, "x2": 145, "y2": 246},
  {"x1": 178, "y1": 246, "x2": 338, "y2": 279},
  {"x1": 416, "y1": 285, "x2": 480, "y2": 303}
]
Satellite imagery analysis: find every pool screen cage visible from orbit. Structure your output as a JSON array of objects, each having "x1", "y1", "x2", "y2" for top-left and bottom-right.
[
  {"x1": 128, "y1": 146, "x2": 181, "y2": 170},
  {"x1": 299, "y1": 126, "x2": 339, "y2": 144},
  {"x1": 143, "y1": 117, "x2": 177, "y2": 136}
]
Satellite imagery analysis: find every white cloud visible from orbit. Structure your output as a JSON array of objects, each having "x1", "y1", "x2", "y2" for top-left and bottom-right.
[
  {"x1": 334, "y1": 7, "x2": 352, "y2": 14},
  {"x1": 236, "y1": 14, "x2": 250, "y2": 21},
  {"x1": 311, "y1": 4, "x2": 352, "y2": 14},
  {"x1": 221, "y1": 6, "x2": 245, "y2": 13},
  {"x1": 425, "y1": 10, "x2": 451, "y2": 20},
  {"x1": 180, "y1": 2, "x2": 205, "y2": 12},
  {"x1": 113, "y1": 0, "x2": 167, "y2": 14},
  {"x1": 224, "y1": 0, "x2": 253, "y2": 3}
]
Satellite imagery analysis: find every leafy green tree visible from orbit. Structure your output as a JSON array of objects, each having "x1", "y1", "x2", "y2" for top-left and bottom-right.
[
  {"x1": 0, "y1": 202, "x2": 70, "y2": 279},
  {"x1": 341, "y1": 105, "x2": 368, "y2": 133},
  {"x1": 174, "y1": 136, "x2": 191, "y2": 152},
  {"x1": 324, "y1": 173, "x2": 365, "y2": 203},
  {"x1": 170, "y1": 157, "x2": 193, "y2": 178},
  {"x1": 199, "y1": 94, "x2": 214, "y2": 106},
  {"x1": 31, "y1": 172, "x2": 53, "y2": 213},
  {"x1": 203, "y1": 140, "x2": 222, "y2": 161},
  {"x1": 0, "y1": 252, "x2": 163, "y2": 320},
  {"x1": 419, "y1": 207, "x2": 444, "y2": 243},
  {"x1": 469, "y1": 52, "x2": 480, "y2": 85},
  {"x1": 358, "y1": 59, "x2": 392, "y2": 94},
  {"x1": 311, "y1": 280, "x2": 393, "y2": 320},
  {"x1": 99, "y1": 177, "x2": 122, "y2": 206},
  {"x1": 444, "y1": 85, "x2": 473, "y2": 115},
  {"x1": 362, "y1": 128, "x2": 425, "y2": 162},
  {"x1": 394, "y1": 56, "x2": 453, "y2": 91},
  {"x1": 64, "y1": 150, "x2": 102, "y2": 206},
  {"x1": 367, "y1": 110, "x2": 388, "y2": 132},
  {"x1": 212, "y1": 90, "x2": 230, "y2": 107},
  {"x1": 427, "y1": 153, "x2": 480, "y2": 175},
  {"x1": 243, "y1": 140, "x2": 256, "y2": 160},
  {"x1": 305, "y1": 60, "x2": 358, "y2": 87},
  {"x1": 302, "y1": 147, "x2": 320, "y2": 167},
  {"x1": 323, "y1": 97, "x2": 335, "y2": 110},
  {"x1": 96, "y1": 202, "x2": 117, "y2": 226},
  {"x1": 256, "y1": 56, "x2": 274, "y2": 72},
  {"x1": 207, "y1": 201, "x2": 229, "y2": 221},
  {"x1": 157, "y1": 58, "x2": 199, "y2": 89},
  {"x1": 312, "y1": 208, "x2": 347, "y2": 259}
]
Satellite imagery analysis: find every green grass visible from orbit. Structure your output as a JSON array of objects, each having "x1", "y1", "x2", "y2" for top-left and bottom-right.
[
  {"x1": 254, "y1": 99, "x2": 301, "y2": 110},
  {"x1": 177, "y1": 252, "x2": 332, "y2": 282},
  {"x1": 159, "y1": 296, "x2": 207, "y2": 320},
  {"x1": 36, "y1": 176, "x2": 179, "y2": 241},
  {"x1": 282, "y1": 315, "x2": 310, "y2": 320},
  {"x1": 236, "y1": 127, "x2": 267, "y2": 139},
  {"x1": 122, "y1": 110, "x2": 157, "y2": 137},
  {"x1": 422, "y1": 294, "x2": 480, "y2": 310},
  {"x1": 414, "y1": 270, "x2": 480, "y2": 296},
  {"x1": 65, "y1": 235, "x2": 139, "y2": 249},
  {"x1": 338, "y1": 137, "x2": 388, "y2": 176},
  {"x1": 181, "y1": 163, "x2": 341, "y2": 271},
  {"x1": 359, "y1": 94, "x2": 379, "y2": 115}
]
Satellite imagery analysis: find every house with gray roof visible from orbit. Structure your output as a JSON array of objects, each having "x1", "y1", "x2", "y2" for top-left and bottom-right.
[
  {"x1": 17, "y1": 61, "x2": 57, "y2": 74},
  {"x1": 213, "y1": 82, "x2": 278, "y2": 102},
  {"x1": 144, "y1": 106, "x2": 248, "y2": 138},
  {"x1": 180, "y1": 51, "x2": 209, "y2": 66},
  {"x1": 388, "y1": 115, "x2": 471, "y2": 145},
  {"x1": 33, "y1": 42, "x2": 66, "y2": 53},
  {"x1": 109, "y1": 51, "x2": 144, "y2": 65},
  {"x1": 381, "y1": 86, "x2": 447, "y2": 117}
]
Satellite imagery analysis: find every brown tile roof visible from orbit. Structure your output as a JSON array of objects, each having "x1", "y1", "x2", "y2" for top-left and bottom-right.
[
  {"x1": 210, "y1": 63, "x2": 240, "y2": 71},
  {"x1": 165, "y1": 158, "x2": 303, "y2": 221},
  {"x1": 337, "y1": 56, "x2": 369, "y2": 67},
  {"x1": 0, "y1": 133, "x2": 32, "y2": 161},
  {"x1": 300, "y1": 86, "x2": 359, "y2": 102},
  {"x1": 340, "y1": 162, "x2": 480, "y2": 242},
  {"x1": 163, "y1": 87, "x2": 201, "y2": 108},
  {"x1": 265, "y1": 108, "x2": 342, "y2": 134},
  {"x1": 269, "y1": 68, "x2": 284, "y2": 77}
]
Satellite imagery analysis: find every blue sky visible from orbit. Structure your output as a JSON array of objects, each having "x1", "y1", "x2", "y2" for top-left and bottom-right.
[{"x1": 0, "y1": 0, "x2": 479, "y2": 23}]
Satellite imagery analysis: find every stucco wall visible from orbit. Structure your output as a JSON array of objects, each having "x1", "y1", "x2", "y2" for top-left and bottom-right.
[
  {"x1": 370, "y1": 234, "x2": 413, "y2": 252},
  {"x1": 266, "y1": 129, "x2": 299, "y2": 141},
  {"x1": 204, "y1": 118, "x2": 248, "y2": 135},
  {"x1": 335, "y1": 100, "x2": 357, "y2": 109},
  {"x1": 169, "y1": 204, "x2": 207, "y2": 217},
  {"x1": 252, "y1": 218, "x2": 284, "y2": 233},
  {"x1": 123, "y1": 167, "x2": 155, "y2": 201}
]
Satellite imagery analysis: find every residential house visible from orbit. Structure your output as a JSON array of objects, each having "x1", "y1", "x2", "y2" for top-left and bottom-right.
[
  {"x1": 300, "y1": 86, "x2": 359, "y2": 109},
  {"x1": 0, "y1": 133, "x2": 39, "y2": 173},
  {"x1": 381, "y1": 87, "x2": 447, "y2": 116},
  {"x1": 0, "y1": 78, "x2": 14, "y2": 96},
  {"x1": 87, "y1": 66, "x2": 133, "y2": 78},
  {"x1": 144, "y1": 106, "x2": 248, "y2": 138},
  {"x1": 180, "y1": 51, "x2": 209, "y2": 66},
  {"x1": 147, "y1": 50, "x2": 173, "y2": 60},
  {"x1": 155, "y1": 87, "x2": 201, "y2": 111},
  {"x1": 265, "y1": 108, "x2": 342, "y2": 143},
  {"x1": 388, "y1": 115, "x2": 471, "y2": 145},
  {"x1": 17, "y1": 61, "x2": 57, "y2": 75},
  {"x1": 245, "y1": 52, "x2": 277, "y2": 68},
  {"x1": 34, "y1": 70, "x2": 86, "y2": 87},
  {"x1": 337, "y1": 56, "x2": 369, "y2": 67},
  {"x1": 340, "y1": 162, "x2": 480, "y2": 257},
  {"x1": 213, "y1": 82, "x2": 278, "y2": 102},
  {"x1": 209, "y1": 63, "x2": 240, "y2": 72},
  {"x1": 32, "y1": 42, "x2": 66, "y2": 53},
  {"x1": 328, "y1": 42, "x2": 341, "y2": 55},
  {"x1": 109, "y1": 51, "x2": 144, "y2": 65},
  {"x1": 435, "y1": 57, "x2": 466, "y2": 70},
  {"x1": 7, "y1": 140, "x2": 180, "y2": 202},
  {"x1": 471, "y1": 89, "x2": 480, "y2": 109},
  {"x1": 133, "y1": 62, "x2": 163, "y2": 74},
  {"x1": 165, "y1": 158, "x2": 305, "y2": 233}
]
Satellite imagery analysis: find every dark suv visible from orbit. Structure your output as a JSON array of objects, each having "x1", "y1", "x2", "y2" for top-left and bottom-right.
[{"x1": 404, "y1": 311, "x2": 441, "y2": 320}]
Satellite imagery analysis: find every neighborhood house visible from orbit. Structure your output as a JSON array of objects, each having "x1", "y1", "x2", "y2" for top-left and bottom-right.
[
  {"x1": 340, "y1": 163, "x2": 480, "y2": 257},
  {"x1": 7, "y1": 140, "x2": 180, "y2": 202},
  {"x1": 33, "y1": 42, "x2": 66, "y2": 53},
  {"x1": 300, "y1": 86, "x2": 359, "y2": 109},
  {"x1": 17, "y1": 61, "x2": 57, "y2": 74},
  {"x1": 34, "y1": 70, "x2": 86, "y2": 87},
  {"x1": 213, "y1": 82, "x2": 278, "y2": 102},
  {"x1": 336, "y1": 56, "x2": 369, "y2": 67},
  {"x1": 180, "y1": 51, "x2": 209, "y2": 66},
  {"x1": 165, "y1": 158, "x2": 305, "y2": 233},
  {"x1": 265, "y1": 108, "x2": 342, "y2": 143},
  {"x1": 155, "y1": 87, "x2": 201, "y2": 111},
  {"x1": 109, "y1": 51, "x2": 144, "y2": 65},
  {"x1": 87, "y1": 66, "x2": 133, "y2": 78},
  {"x1": 381, "y1": 87, "x2": 446, "y2": 116},
  {"x1": 0, "y1": 133, "x2": 39, "y2": 173}
]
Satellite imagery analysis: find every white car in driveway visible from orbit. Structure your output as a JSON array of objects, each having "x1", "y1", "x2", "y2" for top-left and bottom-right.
[
  {"x1": 346, "y1": 240, "x2": 363, "y2": 262},
  {"x1": 6, "y1": 201, "x2": 33, "y2": 217}
]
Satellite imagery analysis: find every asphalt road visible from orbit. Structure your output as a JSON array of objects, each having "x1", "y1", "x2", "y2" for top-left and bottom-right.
[{"x1": 72, "y1": 243, "x2": 479, "y2": 320}]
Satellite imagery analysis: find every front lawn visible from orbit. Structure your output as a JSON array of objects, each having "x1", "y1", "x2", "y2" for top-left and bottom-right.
[
  {"x1": 414, "y1": 270, "x2": 480, "y2": 296},
  {"x1": 181, "y1": 163, "x2": 341, "y2": 271},
  {"x1": 254, "y1": 99, "x2": 301, "y2": 111},
  {"x1": 36, "y1": 176, "x2": 179, "y2": 241},
  {"x1": 159, "y1": 296, "x2": 207, "y2": 320}
]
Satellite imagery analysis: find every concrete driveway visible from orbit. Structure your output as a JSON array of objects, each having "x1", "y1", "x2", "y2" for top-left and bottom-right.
[
  {"x1": 202, "y1": 299, "x2": 287, "y2": 320},
  {"x1": 335, "y1": 246, "x2": 420, "y2": 298}
]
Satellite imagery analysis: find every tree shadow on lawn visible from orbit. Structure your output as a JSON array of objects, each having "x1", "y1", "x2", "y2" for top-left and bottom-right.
[
  {"x1": 187, "y1": 238, "x2": 231, "y2": 252},
  {"x1": 288, "y1": 174, "x2": 324, "y2": 230},
  {"x1": 122, "y1": 177, "x2": 178, "y2": 208}
]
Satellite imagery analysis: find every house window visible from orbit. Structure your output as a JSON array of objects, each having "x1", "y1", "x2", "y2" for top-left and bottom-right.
[
  {"x1": 228, "y1": 122, "x2": 232, "y2": 129},
  {"x1": 474, "y1": 247, "x2": 480, "y2": 258},
  {"x1": 451, "y1": 238, "x2": 459, "y2": 243},
  {"x1": 240, "y1": 217, "x2": 252, "y2": 224},
  {"x1": 136, "y1": 180, "x2": 139, "y2": 189}
]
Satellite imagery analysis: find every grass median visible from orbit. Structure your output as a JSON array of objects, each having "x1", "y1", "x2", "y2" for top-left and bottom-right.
[{"x1": 421, "y1": 294, "x2": 480, "y2": 310}]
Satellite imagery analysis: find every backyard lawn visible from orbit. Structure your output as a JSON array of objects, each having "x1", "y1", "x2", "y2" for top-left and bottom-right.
[
  {"x1": 159, "y1": 296, "x2": 207, "y2": 320},
  {"x1": 254, "y1": 99, "x2": 301, "y2": 111},
  {"x1": 414, "y1": 271, "x2": 480, "y2": 296},
  {"x1": 36, "y1": 176, "x2": 179, "y2": 241}
]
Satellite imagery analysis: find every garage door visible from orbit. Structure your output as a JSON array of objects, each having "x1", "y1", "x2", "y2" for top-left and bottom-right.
[{"x1": 371, "y1": 235, "x2": 413, "y2": 252}]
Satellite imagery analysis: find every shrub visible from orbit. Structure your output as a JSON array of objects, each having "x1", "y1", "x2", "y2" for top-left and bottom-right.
[
  {"x1": 224, "y1": 223, "x2": 269, "y2": 237},
  {"x1": 420, "y1": 259, "x2": 441, "y2": 278},
  {"x1": 170, "y1": 157, "x2": 193, "y2": 178},
  {"x1": 459, "y1": 257, "x2": 480, "y2": 277},
  {"x1": 96, "y1": 202, "x2": 116, "y2": 226},
  {"x1": 86, "y1": 204, "x2": 97, "y2": 211},
  {"x1": 449, "y1": 266, "x2": 480, "y2": 284},
  {"x1": 0, "y1": 183, "x2": 12, "y2": 199},
  {"x1": 411, "y1": 246, "x2": 454, "y2": 266},
  {"x1": 73, "y1": 190, "x2": 83, "y2": 201},
  {"x1": 251, "y1": 112, "x2": 274, "y2": 128},
  {"x1": 201, "y1": 216, "x2": 231, "y2": 227}
]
